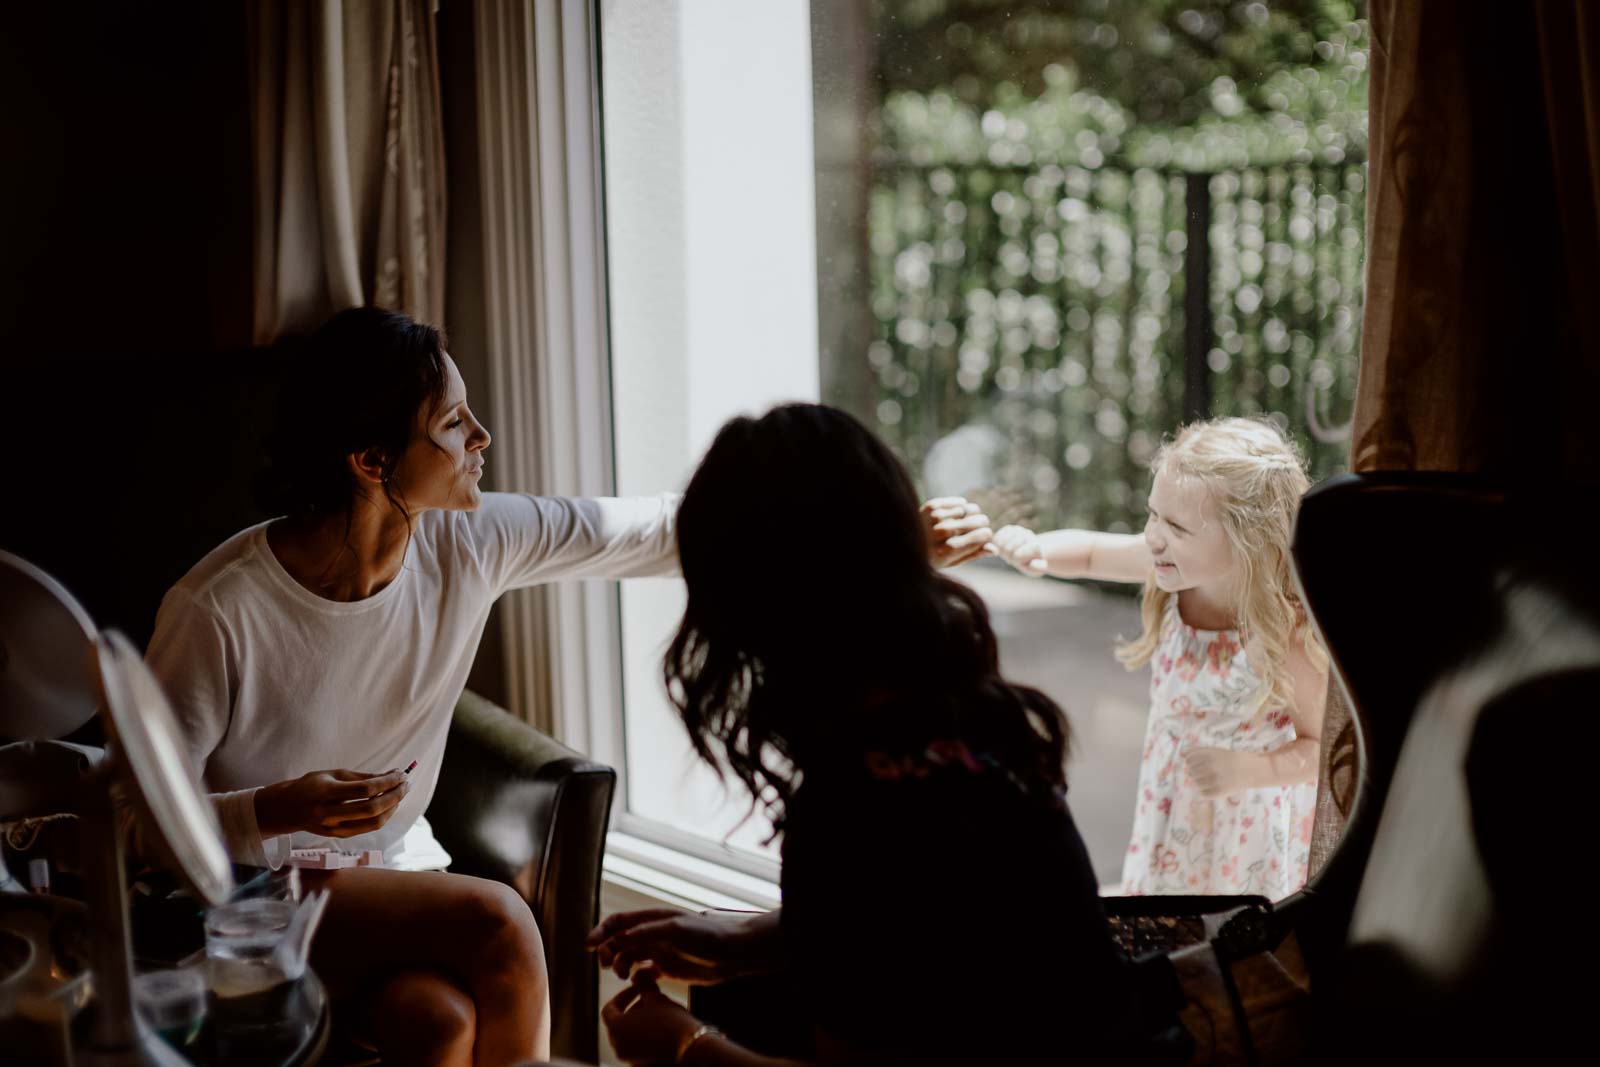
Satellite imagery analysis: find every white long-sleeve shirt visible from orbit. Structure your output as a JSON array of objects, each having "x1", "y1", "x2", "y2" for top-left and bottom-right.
[{"x1": 145, "y1": 492, "x2": 678, "y2": 869}]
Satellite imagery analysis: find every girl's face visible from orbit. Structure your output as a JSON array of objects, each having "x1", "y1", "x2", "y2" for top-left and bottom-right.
[
  {"x1": 1143, "y1": 468, "x2": 1234, "y2": 598},
  {"x1": 391, "y1": 353, "x2": 492, "y2": 512}
]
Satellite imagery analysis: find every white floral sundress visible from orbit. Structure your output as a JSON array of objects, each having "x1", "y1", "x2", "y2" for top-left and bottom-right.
[{"x1": 1119, "y1": 598, "x2": 1315, "y2": 901}]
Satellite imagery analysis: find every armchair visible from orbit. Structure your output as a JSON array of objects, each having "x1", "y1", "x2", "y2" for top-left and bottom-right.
[{"x1": 431, "y1": 690, "x2": 615, "y2": 1063}]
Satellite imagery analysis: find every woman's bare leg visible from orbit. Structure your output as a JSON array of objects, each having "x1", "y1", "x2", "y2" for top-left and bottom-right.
[
  {"x1": 362, "y1": 969, "x2": 476, "y2": 1067},
  {"x1": 305, "y1": 868, "x2": 551, "y2": 1066}
]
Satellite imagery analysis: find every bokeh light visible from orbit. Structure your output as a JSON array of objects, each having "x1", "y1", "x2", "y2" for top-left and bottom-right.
[{"x1": 837, "y1": 1, "x2": 1368, "y2": 532}]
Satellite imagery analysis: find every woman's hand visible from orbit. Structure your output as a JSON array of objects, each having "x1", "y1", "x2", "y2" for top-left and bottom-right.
[
  {"x1": 991, "y1": 524, "x2": 1049, "y2": 576},
  {"x1": 587, "y1": 908, "x2": 779, "y2": 985},
  {"x1": 253, "y1": 768, "x2": 410, "y2": 839},
  {"x1": 601, "y1": 980, "x2": 704, "y2": 1066},
  {"x1": 920, "y1": 497, "x2": 994, "y2": 568}
]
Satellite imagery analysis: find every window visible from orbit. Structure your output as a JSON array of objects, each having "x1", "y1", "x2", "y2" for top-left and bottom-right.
[
  {"x1": 601, "y1": 0, "x2": 818, "y2": 881},
  {"x1": 596, "y1": 0, "x2": 1368, "y2": 893}
]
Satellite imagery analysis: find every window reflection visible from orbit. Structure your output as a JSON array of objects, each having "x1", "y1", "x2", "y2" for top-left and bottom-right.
[{"x1": 814, "y1": 0, "x2": 1368, "y2": 883}]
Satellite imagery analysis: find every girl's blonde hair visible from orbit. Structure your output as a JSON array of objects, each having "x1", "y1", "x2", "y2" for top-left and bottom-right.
[{"x1": 1115, "y1": 416, "x2": 1327, "y2": 713}]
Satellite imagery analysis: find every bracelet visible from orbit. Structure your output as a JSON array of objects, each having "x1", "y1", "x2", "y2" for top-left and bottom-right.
[{"x1": 675, "y1": 1023, "x2": 724, "y2": 1064}]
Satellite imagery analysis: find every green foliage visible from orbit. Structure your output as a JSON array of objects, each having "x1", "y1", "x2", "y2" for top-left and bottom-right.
[
  {"x1": 873, "y1": 0, "x2": 1368, "y2": 171},
  {"x1": 829, "y1": 2, "x2": 1369, "y2": 533}
]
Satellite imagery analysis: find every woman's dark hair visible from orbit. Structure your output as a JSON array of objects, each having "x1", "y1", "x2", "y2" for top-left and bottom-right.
[
  {"x1": 254, "y1": 306, "x2": 449, "y2": 519},
  {"x1": 665, "y1": 403, "x2": 1071, "y2": 833}
]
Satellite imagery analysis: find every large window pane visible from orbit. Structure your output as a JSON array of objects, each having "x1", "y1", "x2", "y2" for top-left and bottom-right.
[
  {"x1": 812, "y1": 0, "x2": 1368, "y2": 887},
  {"x1": 601, "y1": 0, "x2": 1368, "y2": 885},
  {"x1": 602, "y1": 0, "x2": 817, "y2": 866}
]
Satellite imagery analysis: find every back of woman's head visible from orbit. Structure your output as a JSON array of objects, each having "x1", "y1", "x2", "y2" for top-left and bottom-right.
[
  {"x1": 667, "y1": 403, "x2": 1070, "y2": 829},
  {"x1": 1119, "y1": 416, "x2": 1325, "y2": 708},
  {"x1": 255, "y1": 306, "x2": 448, "y2": 518},
  {"x1": 674, "y1": 404, "x2": 934, "y2": 659}
]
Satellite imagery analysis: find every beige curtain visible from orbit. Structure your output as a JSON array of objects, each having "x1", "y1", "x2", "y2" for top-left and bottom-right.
[
  {"x1": 249, "y1": 0, "x2": 446, "y2": 343},
  {"x1": 1310, "y1": 0, "x2": 1600, "y2": 874}
]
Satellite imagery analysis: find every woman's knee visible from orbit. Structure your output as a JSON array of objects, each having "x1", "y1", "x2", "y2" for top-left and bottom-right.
[
  {"x1": 371, "y1": 969, "x2": 476, "y2": 1060},
  {"x1": 457, "y1": 878, "x2": 546, "y2": 983}
]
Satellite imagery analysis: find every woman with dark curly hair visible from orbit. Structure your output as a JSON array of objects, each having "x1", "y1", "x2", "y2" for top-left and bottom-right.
[{"x1": 590, "y1": 404, "x2": 1153, "y2": 1066}]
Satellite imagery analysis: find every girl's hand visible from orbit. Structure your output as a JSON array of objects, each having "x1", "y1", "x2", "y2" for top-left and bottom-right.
[
  {"x1": 991, "y1": 524, "x2": 1050, "y2": 576},
  {"x1": 601, "y1": 980, "x2": 703, "y2": 1066},
  {"x1": 1183, "y1": 748, "x2": 1253, "y2": 798},
  {"x1": 586, "y1": 908, "x2": 775, "y2": 984},
  {"x1": 920, "y1": 497, "x2": 994, "y2": 568},
  {"x1": 253, "y1": 768, "x2": 410, "y2": 838}
]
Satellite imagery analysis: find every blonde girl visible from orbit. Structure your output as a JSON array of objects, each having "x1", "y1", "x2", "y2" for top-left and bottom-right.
[{"x1": 991, "y1": 416, "x2": 1328, "y2": 900}]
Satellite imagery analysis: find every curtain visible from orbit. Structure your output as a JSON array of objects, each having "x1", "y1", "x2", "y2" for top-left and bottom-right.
[
  {"x1": 1352, "y1": 0, "x2": 1600, "y2": 472},
  {"x1": 1310, "y1": 0, "x2": 1600, "y2": 873},
  {"x1": 249, "y1": 0, "x2": 446, "y2": 343}
]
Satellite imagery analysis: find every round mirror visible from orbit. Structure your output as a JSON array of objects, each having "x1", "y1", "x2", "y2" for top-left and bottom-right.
[
  {"x1": 0, "y1": 550, "x2": 100, "y2": 741},
  {"x1": 95, "y1": 630, "x2": 232, "y2": 907}
]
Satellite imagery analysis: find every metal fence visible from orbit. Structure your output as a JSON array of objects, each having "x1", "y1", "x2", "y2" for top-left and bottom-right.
[{"x1": 854, "y1": 159, "x2": 1366, "y2": 533}]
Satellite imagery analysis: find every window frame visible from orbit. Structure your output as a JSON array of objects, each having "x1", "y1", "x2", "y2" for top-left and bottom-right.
[{"x1": 479, "y1": 0, "x2": 788, "y2": 904}]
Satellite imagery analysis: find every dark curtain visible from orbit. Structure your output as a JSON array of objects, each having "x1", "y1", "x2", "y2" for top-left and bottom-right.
[{"x1": 1311, "y1": 0, "x2": 1600, "y2": 870}]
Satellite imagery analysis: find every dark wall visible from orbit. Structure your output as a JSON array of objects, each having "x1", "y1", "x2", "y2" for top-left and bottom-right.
[
  {"x1": 1, "y1": 2, "x2": 261, "y2": 644},
  {"x1": 1, "y1": 2, "x2": 254, "y2": 356}
]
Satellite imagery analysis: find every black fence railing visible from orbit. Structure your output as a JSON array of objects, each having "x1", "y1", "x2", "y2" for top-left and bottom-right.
[{"x1": 850, "y1": 159, "x2": 1366, "y2": 533}]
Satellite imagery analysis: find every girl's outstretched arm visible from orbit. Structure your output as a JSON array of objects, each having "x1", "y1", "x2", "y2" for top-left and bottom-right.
[{"x1": 991, "y1": 525, "x2": 1151, "y2": 583}]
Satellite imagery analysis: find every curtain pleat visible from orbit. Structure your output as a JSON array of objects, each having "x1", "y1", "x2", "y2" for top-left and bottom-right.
[{"x1": 249, "y1": 0, "x2": 445, "y2": 343}]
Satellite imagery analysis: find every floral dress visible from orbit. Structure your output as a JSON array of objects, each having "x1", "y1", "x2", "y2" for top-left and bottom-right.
[{"x1": 1119, "y1": 598, "x2": 1315, "y2": 901}]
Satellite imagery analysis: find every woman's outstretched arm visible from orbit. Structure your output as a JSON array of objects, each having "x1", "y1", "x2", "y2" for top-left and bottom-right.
[{"x1": 919, "y1": 497, "x2": 994, "y2": 568}]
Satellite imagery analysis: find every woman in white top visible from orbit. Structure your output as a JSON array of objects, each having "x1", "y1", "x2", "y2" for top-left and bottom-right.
[{"x1": 146, "y1": 307, "x2": 680, "y2": 1066}]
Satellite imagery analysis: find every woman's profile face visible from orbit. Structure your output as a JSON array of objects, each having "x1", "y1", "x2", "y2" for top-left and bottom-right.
[{"x1": 392, "y1": 352, "x2": 491, "y2": 512}]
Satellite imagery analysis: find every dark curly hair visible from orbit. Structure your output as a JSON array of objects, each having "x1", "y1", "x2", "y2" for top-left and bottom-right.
[
  {"x1": 254, "y1": 306, "x2": 449, "y2": 520},
  {"x1": 664, "y1": 403, "x2": 1071, "y2": 835}
]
